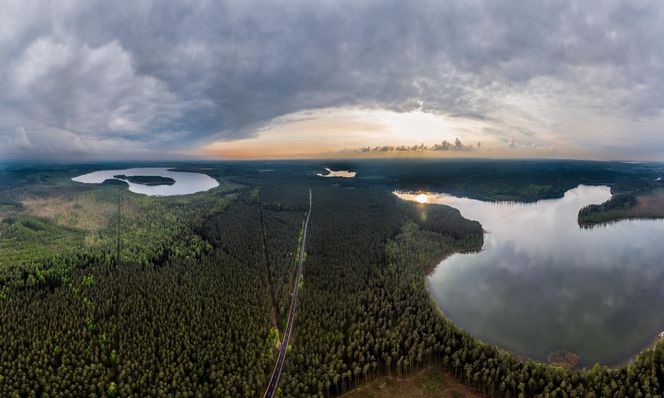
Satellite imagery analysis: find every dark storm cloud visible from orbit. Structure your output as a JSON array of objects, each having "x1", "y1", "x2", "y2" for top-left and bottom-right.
[{"x1": 1, "y1": 0, "x2": 664, "y2": 159}]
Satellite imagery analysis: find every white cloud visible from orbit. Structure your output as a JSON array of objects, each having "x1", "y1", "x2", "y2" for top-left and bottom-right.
[
  {"x1": 2, "y1": 0, "x2": 664, "y2": 160},
  {"x1": 7, "y1": 38, "x2": 182, "y2": 135}
]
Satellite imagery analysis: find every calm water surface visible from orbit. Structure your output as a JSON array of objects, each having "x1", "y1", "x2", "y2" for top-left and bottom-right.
[
  {"x1": 72, "y1": 167, "x2": 219, "y2": 196},
  {"x1": 398, "y1": 185, "x2": 664, "y2": 367}
]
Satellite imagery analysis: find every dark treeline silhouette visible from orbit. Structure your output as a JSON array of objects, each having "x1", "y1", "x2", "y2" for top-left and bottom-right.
[{"x1": 578, "y1": 193, "x2": 638, "y2": 225}]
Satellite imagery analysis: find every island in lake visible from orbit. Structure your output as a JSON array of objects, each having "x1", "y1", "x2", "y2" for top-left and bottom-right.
[
  {"x1": 113, "y1": 174, "x2": 176, "y2": 186},
  {"x1": 72, "y1": 167, "x2": 219, "y2": 196}
]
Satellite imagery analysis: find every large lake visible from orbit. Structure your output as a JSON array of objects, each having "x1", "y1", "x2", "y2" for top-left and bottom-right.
[
  {"x1": 397, "y1": 185, "x2": 664, "y2": 367},
  {"x1": 72, "y1": 167, "x2": 219, "y2": 196}
]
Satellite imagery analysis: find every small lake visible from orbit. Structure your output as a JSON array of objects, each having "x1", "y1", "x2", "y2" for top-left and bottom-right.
[
  {"x1": 397, "y1": 185, "x2": 664, "y2": 367},
  {"x1": 317, "y1": 168, "x2": 357, "y2": 178},
  {"x1": 72, "y1": 167, "x2": 219, "y2": 196}
]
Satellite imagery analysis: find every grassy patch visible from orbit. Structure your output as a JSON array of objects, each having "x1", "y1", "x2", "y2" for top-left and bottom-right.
[
  {"x1": 0, "y1": 212, "x2": 87, "y2": 267},
  {"x1": 22, "y1": 191, "x2": 116, "y2": 231},
  {"x1": 0, "y1": 167, "x2": 239, "y2": 286},
  {"x1": 342, "y1": 365, "x2": 483, "y2": 398}
]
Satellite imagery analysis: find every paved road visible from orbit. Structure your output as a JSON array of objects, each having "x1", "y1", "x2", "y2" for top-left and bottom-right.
[{"x1": 263, "y1": 187, "x2": 312, "y2": 398}]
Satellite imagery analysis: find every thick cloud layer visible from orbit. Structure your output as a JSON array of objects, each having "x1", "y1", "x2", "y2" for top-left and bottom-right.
[{"x1": 2, "y1": 0, "x2": 664, "y2": 159}]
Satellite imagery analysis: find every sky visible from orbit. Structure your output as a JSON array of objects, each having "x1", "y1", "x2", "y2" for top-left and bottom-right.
[{"x1": 2, "y1": 0, "x2": 664, "y2": 161}]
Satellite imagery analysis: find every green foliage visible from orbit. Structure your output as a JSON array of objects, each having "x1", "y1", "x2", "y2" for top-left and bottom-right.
[
  {"x1": 101, "y1": 178, "x2": 130, "y2": 187},
  {"x1": 0, "y1": 176, "x2": 232, "y2": 291},
  {"x1": 82, "y1": 274, "x2": 94, "y2": 287},
  {"x1": 107, "y1": 381, "x2": 118, "y2": 398},
  {"x1": 255, "y1": 183, "x2": 308, "y2": 320},
  {"x1": 0, "y1": 213, "x2": 88, "y2": 268},
  {"x1": 579, "y1": 193, "x2": 638, "y2": 225},
  {"x1": 2, "y1": 162, "x2": 664, "y2": 398},
  {"x1": 0, "y1": 196, "x2": 283, "y2": 397},
  {"x1": 269, "y1": 327, "x2": 280, "y2": 347},
  {"x1": 279, "y1": 184, "x2": 484, "y2": 397}
]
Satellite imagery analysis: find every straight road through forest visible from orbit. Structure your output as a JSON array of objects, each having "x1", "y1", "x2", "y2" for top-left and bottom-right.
[{"x1": 263, "y1": 187, "x2": 312, "y2": 398}]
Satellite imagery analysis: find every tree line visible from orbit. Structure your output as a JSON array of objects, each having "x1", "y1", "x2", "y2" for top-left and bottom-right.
[{"x1": 1, "y1": 171, "x2": 663, "y2": 397}]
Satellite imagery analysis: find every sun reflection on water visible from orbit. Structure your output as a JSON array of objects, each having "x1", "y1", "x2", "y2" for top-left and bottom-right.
[{"x1": 415, "y1": 193, "x2": 429, "y2": 203}]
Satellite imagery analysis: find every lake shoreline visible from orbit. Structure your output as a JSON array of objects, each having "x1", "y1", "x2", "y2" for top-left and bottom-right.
[
  {"x1": 72, "y1": 167, "x2": 219, "y2": 196},
  {"x1": 421, "y1": 226, "x2": 663, "y2": 371},
  {"x1": 399, "y1": 186, "x2": 664, "y2": 368}
]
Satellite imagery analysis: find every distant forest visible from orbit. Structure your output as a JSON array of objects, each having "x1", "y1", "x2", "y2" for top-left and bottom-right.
[{"x1": 1, "y1": 161, "x2": 664, "y2": 397}]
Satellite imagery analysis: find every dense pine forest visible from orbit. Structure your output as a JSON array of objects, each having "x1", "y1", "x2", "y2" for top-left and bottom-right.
[{"x1": 1, "y1": 161, "x2": 664, "y2": 397}]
